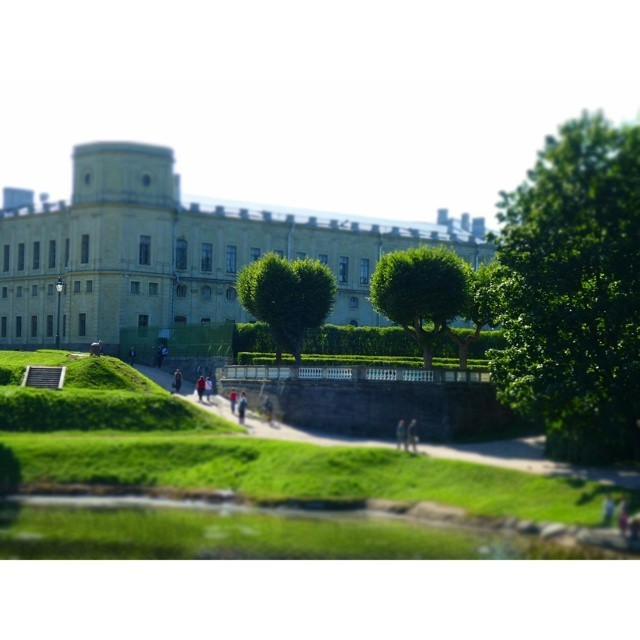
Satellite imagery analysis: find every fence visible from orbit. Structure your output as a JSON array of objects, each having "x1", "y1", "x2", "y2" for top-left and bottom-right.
[{"x1": 223, "y1": 365, "x2": 491, "y2": 384}]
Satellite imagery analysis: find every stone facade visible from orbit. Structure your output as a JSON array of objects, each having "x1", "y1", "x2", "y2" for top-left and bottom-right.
[{"x1": 0, "y1": 141, "x2": 495, "y2": 353}]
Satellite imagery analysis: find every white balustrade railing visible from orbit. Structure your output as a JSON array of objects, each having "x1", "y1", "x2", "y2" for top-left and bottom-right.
[{"x1": 224, "y1": 365, "x2": 490, "y2": 384}]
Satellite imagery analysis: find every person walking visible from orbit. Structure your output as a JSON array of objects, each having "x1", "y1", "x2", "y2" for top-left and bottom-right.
[
  {"x1": 204, "y1": 377, "x2": 213, "y2": 403},
  {"x1": 229, "y1": 388, "x2": 238, "y2": 414},
  {"x1": 396, "y1": 419, "x2": 406, "y2": 451},
  {"x1": 196, "y1": 376, "x2": 206, "y2": 402},
  {"x1": 238, "y1": 391, "x2": 248, "y2": 425},
  {"x1": 264, "y1": 396, "x2": 274, "y2": 426},
  {"x1": 128, "y1": 347, "x2": 136, "y2": 365},
  {"x1": 408, "y1": 419, "x2": 419, "y2": 454},
  {"x1": 172, "y1": 369, "x2": 182, "y2": 394},
  {"x1": 602, "y1": 494, "x2": 616, "y2": 527}
]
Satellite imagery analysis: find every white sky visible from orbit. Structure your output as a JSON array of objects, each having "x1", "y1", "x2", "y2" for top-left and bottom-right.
[{"x1": 1, "y1": 0, "x2": 639, "y2": 230}]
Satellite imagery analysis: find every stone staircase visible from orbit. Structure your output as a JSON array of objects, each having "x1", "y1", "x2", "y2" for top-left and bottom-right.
[{"x1": 22, "y1": 366, "x2": 66, "y2": 390}]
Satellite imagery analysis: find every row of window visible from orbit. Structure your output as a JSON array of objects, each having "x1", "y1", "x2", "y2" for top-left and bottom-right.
[
  {"x1": 1, "y1": 281, "x2": 93, "y2": 299},
  {"x1": 0, "y1": 314, "x2": 84, "y2": 339},
  {"x1": 171, "y1": 238, "x2": 371, "y2": 284},
  {"x1": 2, "y1": 236, "x2": 90, "y2": 273}
]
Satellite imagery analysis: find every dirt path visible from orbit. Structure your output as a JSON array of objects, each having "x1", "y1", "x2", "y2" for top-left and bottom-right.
[{"x1": 137, "y1": 365, "x2": 640, "y2": 490}]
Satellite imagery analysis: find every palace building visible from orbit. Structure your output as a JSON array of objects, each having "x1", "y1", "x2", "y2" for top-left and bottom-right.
[{"x1": 0, "y1": 141, "x2": 495, "y2": 354}]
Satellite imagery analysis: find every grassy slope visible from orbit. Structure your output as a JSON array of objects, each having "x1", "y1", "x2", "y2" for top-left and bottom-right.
[{"x1": 1, "y1": 432, "x2": 633, "y2": 526}]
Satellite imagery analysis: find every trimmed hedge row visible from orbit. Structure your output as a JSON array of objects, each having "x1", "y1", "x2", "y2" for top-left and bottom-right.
[
  {"x1": 233, "y1": 323, "x2": 504, "y2": 359},
  {"x1": 236, "y1": 353, "x2": 490, "y2": 370}
]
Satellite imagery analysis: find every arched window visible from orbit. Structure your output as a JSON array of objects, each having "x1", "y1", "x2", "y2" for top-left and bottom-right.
[
  {"x1": 176, "y1": 284, "x2": 187, "y2": 298},
  {"x1": 349, "y1": 296, "x2": 359, "y2": 309},
  {"x1": 349, "y1": 320, "x2": 359, "y2": 327},
  {"x1": 174, "y1": 315, "x2": 187, "y2": 324},
  {"x1": 201, "y1": 286, "x2": 212, "y2": 300},
  {"x1": 226, "y1": 287, "x2": 237, "y2": 301}
]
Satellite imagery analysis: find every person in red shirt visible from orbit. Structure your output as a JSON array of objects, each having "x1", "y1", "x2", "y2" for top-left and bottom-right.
[
  {"x1": 229, "y1": 388, "x2": 238, "y2": 414},
  {"x1": 196, "y1": 376, "x2": 206, "y2": 402}
]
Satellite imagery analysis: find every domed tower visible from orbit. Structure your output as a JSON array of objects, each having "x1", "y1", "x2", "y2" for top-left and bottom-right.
[{"x1": 71, "y1": 141, "x2": 178, "y2": 208}]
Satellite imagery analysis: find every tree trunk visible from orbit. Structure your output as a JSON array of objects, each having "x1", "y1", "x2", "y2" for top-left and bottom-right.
[
  {"x1": 275, "y1": 348, "x2": 283, "y2": 365},
  {"x1": 458, "y1": 341, "x2": 469, "y2": 370},
  {"x1": 422, "y1": 346, "x2": 433, "y2": 369}
]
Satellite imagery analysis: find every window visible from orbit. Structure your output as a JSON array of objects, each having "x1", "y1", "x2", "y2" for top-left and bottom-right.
[
  {"x1": 16, "y1": 286, "x2": 23, "y2": 298},
  {"x1": 47, "y1": 284, "x2": 53, "y2": 296},
  {"x1": 175, "y1": 239, "x2": 188, "y2": 270},
  {"x1": 31, "y1": 315, "x2": 38, "y2": 338},
  {"x1": 318, "y1": 253, "x2": 328, "y2": 265},
  {"x1": 81, "y1": 234, "x2": 90, "y2": 264},
  {"x1": 149, "y1": 282, "x2": 158, "y2": 295},
  {"x1": 176, "y1": 284, "x2": 187, "y2": 298},
  {"x1": 46, "y1": 315, "x2": 54, "y2": 338},
  {"x1": 138, "y1": 315, "x2": 149, "y2": 328},
  {"x1": 1, "y1": 317, "x2": 6, "y2": 338},
  {"x1": 142, "y1": 174, "x2": 151, "y2": 187},
  {"x1": 226, "y1": 245, "x2": 237, "y2": 273},
  {"x1": 139, "y1": 235, "x2": 151, "y2": 265},
  {"x1": 86, "y1": 280, "x2": 93, "y2": 293},
  {"x1": 16, "y1": 316, "x2": 22, "y2": 338},
  {"x1": 226, "y1": 287, "x2": 237, "y2": 301},
  {"x1": 130, "y1": 281, "x2": 140, "y2": 294},
  {"x1": 349, "y1": 320, "x2": 359, "y2": 327},
  {"x1": 201, "y1": 317, "x2": 211, "y2": 325},
  {"x1": 296, "y1": 252, "x2": 306, "y2": 260},
  {"x1": 2, "y1": 245, "x2": 9, "y2": 272},
  {"x1": 339, "y1": 256, "x2": 349, "y2": 284},
  {"x1": 274, "y1": 250, "x2": 284, "y2": 258},
  {"x1": 78, "y1": 313, "x2": 86, "y2": 337},
  {"x1": 349, "y1": 296, "x2": 359, "y2": 309},
  {"x1": 201, "y1": 243, "x2": 213, "y2": 272},
  {"x1": 74, "y1": 280, "x2": 81, "y2": 293},
  {"x1": 32, "y1": 285, "x2": 38, "y2": 297},
  {"x1": 64, "y1": 238, "x2": 70, "y2": 267},
  {"x1": 360, "y1": 258, "x2": 370, "y2": 285},
  {"x1": 174, "y1": 315, "x2": 187, "y2": 324},
  {"x1": 33, "y1": 241, "x2": 40, "y2": 270},
  {"x1": 250, "y1": 247, "x2": 261, "y2": 262},
  {"x1": 48, "y1": 240, "x2": 56, "y2": 269},
  {"x1": 18, "y1": 243, "x2": 25, "y2": 271},
  {"x1": 2, "y1": 287, "x2": 7, "y2": 299},
  {"x1": 201, "y1": 286, "x2": 212, "y2": 300}
]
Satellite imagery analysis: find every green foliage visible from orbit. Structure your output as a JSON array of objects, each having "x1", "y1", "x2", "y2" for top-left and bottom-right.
[
  {"x1": 63, "y1": 356, "x2": 165, "y2": 393},
  {"x1": 492, "y1": 111, "x2": 640, "y2": 464},
  {"x1": 236, "y1": 352, "x2": 489, "y2": 370},
  {"x1": 237, "y1": 254, "x2": 337, "y2": 363},
  {"x1": 369, "y1": 246, "x2": 470, "y2": 366},
  {"x1": 233, "y1": 323, "x2": 505, "y2": 360}
]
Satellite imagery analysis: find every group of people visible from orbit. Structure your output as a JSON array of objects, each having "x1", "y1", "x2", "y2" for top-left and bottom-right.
[
  {"x1": 171, "y1": 369, "x2": 213, "y2": 404},
  {"x1": 602, "y1": 494, "x2": 638, "y2": 538},
  {"x1": 396, "y1": 418, "x2": 419, "y2": 454}
]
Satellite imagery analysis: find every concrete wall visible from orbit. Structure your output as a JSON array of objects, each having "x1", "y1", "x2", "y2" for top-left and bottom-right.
[{"x1": 218, "y1": 379, "x2": 514, "y2": 442}]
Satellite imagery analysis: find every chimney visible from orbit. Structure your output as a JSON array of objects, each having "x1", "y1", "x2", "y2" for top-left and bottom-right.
[
  {"x1": 437, "y1": 208, "x2": 449, "y2": 226},
  {"x1": 472, "y1": 217, "x2": 486, "y2": 239},
  {"x1": 461, "y1": 213, "x2": 470, "y2": 232}
]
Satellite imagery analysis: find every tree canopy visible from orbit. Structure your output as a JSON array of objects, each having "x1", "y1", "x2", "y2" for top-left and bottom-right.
[
  {"x1": 237, "y1": 253, "x2": 337, "y2": 365},
  {"x1": 491, "y1": 111, "x2": 640, "y2": 464},
  {"x1": 369, "y1": 245, "x2": 470, "y2": 368}
]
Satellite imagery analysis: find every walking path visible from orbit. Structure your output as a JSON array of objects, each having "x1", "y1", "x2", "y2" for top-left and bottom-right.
[{"x1": 137, "y1": 365, "x2": 640, "y2": 490}]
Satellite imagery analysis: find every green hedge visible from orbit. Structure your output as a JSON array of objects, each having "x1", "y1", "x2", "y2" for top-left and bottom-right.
[
  {"x1": 233, "y1": 323, "x2": 504, "y2": 359},
  {"x1": 236, "y1": 353, "x2": 489, "y2": 370}
]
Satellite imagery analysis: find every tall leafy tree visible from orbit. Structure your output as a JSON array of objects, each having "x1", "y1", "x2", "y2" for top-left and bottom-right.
[
  {"x1": 237, "y1": 253, "x2": 337, "y2": 365},
  {"x1": 492, "y1": 111, "x2": 640, "y2": 464},
  {"x1": 369, "y1": 246, "x2": 470, "y2": 368},
  {"x1": 446, "y1": 260, "x2": 502, "y2": 369}
]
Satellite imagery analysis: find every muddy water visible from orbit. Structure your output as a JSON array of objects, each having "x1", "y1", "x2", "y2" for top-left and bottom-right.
[{"x1": 0, "y1": 496, "x2": 608, "y2": 560}]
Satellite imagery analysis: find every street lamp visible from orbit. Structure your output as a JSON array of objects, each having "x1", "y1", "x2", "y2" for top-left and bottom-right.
[{"x1": 55, "y1": 277, "x2": 63, "y2": 349}]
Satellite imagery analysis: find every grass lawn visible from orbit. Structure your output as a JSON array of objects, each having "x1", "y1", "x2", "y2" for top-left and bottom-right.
[{"x1": 1, "y1": 431, "x2": 635, "y2": 527}]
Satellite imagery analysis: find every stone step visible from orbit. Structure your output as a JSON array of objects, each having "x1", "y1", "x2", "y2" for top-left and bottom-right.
[{"x1": 22, "y1": 366, "x2": 67, "y2": 390}]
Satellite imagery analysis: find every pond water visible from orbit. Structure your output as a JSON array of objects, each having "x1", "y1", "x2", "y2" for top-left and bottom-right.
[{"x1": 0, "y1": 496, "x2": 605, "y2": 560}]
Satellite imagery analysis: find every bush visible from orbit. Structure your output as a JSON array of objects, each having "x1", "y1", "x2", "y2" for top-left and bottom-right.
[{"x1": 233, "y1": 323, "x2": 504, "y2": 360}]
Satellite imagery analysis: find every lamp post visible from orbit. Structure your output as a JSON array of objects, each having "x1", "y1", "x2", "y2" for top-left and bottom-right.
[{"x1": 55, "y1": 277, "x2": 63, "y2": 349}]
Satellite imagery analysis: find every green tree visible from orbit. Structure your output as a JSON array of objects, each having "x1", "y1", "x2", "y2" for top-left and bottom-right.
[
  {"x1": 492, "y1": 111, "x2": 640, "y2": 464},
  {"x1": 369, "y1": 246, "x2": 470, "y2": 368},
  {"x1": 237, "y1": 253, "x2": 337, "y2": 365},
  {"x1": 445, "y1": 260, "x2": 502, "y2": 369}
]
